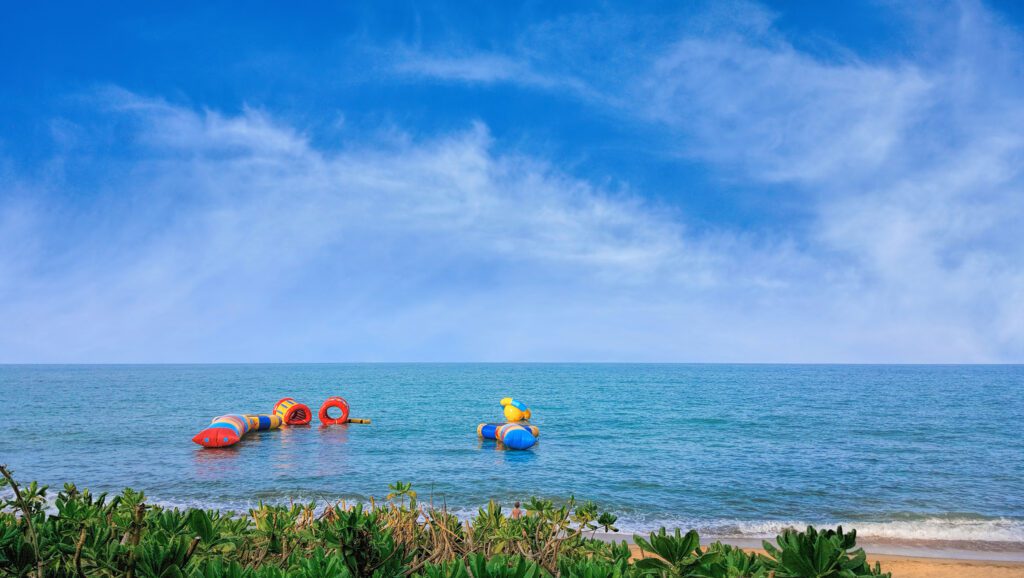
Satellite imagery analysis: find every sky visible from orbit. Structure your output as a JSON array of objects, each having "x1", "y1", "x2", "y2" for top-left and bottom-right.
[{"x1": 1, "y1": 0, "x2": 1023, "y2": 363}]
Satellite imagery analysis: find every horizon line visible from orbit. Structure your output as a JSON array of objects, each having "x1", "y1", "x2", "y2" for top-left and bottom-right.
[{"x1": 1, "y1": 361, "x2": 1021, "y2": 367}]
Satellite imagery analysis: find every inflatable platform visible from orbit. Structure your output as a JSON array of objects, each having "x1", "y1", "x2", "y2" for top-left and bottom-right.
[
  {"x1": 477, "y1": 398, "x2": 539, "y2": 449},
  {"x1": 193, "y1": 395, "x2": 369, "y2": 448}
]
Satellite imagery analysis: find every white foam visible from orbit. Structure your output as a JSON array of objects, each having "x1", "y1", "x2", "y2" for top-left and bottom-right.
[
  {"x1": 612, "y1": 516, "x2": 1024, "y2": 544},
  {"x1": 361, "y1": 506, "x2": 1024, "y2": 545}
]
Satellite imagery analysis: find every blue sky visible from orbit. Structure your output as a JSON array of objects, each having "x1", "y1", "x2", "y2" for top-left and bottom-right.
[{"x1": 2, "y1": 1, "x2": 1023, "y2": 363}]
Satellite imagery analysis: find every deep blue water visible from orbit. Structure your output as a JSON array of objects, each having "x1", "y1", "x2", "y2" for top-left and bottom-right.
[{"x1": 1, "y1": 364, "x2": 1022, "y2": 545}]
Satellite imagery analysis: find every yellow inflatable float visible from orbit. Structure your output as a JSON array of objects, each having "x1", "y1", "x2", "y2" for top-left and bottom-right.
[{"x1": 500, "y1": 397, "x2": 531, "y2": 421}]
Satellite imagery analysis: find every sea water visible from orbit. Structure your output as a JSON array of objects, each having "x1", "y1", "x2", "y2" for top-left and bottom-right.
[{"x1": 1, "y1": 364, "x2": 1022, "y2": 550}]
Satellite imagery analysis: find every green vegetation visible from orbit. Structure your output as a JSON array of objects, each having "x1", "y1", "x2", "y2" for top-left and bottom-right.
[{"x1": 0, "y1": 466, "x2": 889, "y2": 578}]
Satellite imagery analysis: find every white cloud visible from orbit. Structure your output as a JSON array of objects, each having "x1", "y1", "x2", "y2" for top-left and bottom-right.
[
  {"x1": 4, "y1": 91, "x2": 794, "y2": 362},
  {"x1": 393, "y1": 51, "x2": 534, "y2": 84},
  {"x1": 3, "y1": 2, "x2": 1023, "y2": 362},
  {"x1": 642, "y1": 38, "x2": 931, "y2": 183},
  {"x1": 625, "y1": 4, "x2": 1024, "y2": 348},
  {"x1": 376, "y1": 1, "x2": 1024, "y2": 362},
  {"x1": 389, "y1": 46, "x2": 601, "y2": 104}
]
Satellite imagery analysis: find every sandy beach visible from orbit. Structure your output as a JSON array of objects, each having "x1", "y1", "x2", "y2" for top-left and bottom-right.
[
  {"x1": 867, "y1": 554, "x2": 1024, "y2": 578},
  {"x1": 627, "y1": 544, "x2": 1024, "y2": 577}
]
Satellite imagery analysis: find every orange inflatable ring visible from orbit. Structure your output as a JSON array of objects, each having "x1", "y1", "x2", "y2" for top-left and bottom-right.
[
  {"x1": 273, "y1": 397, "x2": 312, "y2": 425},
  {"x1": 319, "y1": 396, "x2": 350, "y2": 425}
]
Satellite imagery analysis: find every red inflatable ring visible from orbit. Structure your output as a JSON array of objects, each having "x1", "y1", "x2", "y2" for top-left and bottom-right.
[{"x1": 318, "y1": 396, "x2": 350, "y2": 426}]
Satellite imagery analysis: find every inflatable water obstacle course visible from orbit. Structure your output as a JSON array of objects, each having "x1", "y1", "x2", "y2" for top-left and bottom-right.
[
  {"x1": 192, "y1": 394, "x2": 538, "y2": 450},
  {"x1": 193, "y1": 396, "x2": 370, "y2": 448},
  {"x1": 477, "y1": 398, "x2": 539, "y2": 450}
]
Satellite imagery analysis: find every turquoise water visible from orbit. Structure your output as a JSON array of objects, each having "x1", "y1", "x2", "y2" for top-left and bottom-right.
[{"x1": 1, "y1": 364, "x2": 1022, "y2": 546}]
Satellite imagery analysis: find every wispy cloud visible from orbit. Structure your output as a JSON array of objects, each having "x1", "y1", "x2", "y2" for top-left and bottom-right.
[
  {"x1": 393, "y1": 51, "x2": 536, "y2": 84},
  {"x1": 3, "y1": 90, "x2": 788, "y2": 362},
  {"x1": 389, "y1": 46, "x2": 600, "y2": 102},
  {"x1": 653, "y1": 1, "x2": 1024, "y2": 361},
  {"x1": 377, "y1": 0, "x2": 1024, "y2": 361},
  {"x1": 3, "y1": 1, "x2": 1023, "y2": 362}
]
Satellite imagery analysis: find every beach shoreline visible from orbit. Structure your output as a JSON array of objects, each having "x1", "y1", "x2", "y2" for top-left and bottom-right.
[
  {"x1": 623, "y1": 542, "x2": 1024, "y2": 577},
  {"x1": 593, "y1": 530, "x2": 1024, "y2": 575},
  {"x1": 595, "y1": 531, "x2": 1024, "y2": 560},
  {"x1": 713, "y1": 537, "x2": 1024, "y2": 562}
]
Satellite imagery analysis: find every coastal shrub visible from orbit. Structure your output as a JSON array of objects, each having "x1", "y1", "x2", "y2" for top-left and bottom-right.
[
  {"x1": 761, "y1": 526, "x2": 891, "y2": 578},
  {"x1": 318, "y1": 504, "x2": 412, "y2": 577},
  {"x1": 557, "y1": 549, "x2": 631, "y2": 578},
  {"x1": 0, "y1": 466, "x2": 893, "y2": 578},
  {"x1": 700, "y1": 543, "x2": 767, "y2": 578},
  {"x1": 415, "y1": 558, "x2": 470, "y2": 578},
  {"x1": 466, "y1": 554, "x2": 545, "y2": 578},
  {"x1": 0, "y1": 521, "x2": 36, "y2": 577},
  {"x1": 633, "y1": 528, "x2": 722, "y2": 576}
]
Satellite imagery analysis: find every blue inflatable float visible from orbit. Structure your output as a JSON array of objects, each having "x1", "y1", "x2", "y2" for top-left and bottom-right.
[{"x1": 477, "y1": 422, "x2": 539, "y2": 450}]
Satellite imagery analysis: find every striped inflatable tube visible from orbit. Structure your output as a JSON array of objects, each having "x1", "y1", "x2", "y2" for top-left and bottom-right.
[
  {"x1": 191, "y1": 414, "x2": 268, "y2": 448},
  {"x1": 192, "y1": 413, "x2": 281, "y2": 448},
  {"x1": 274, "y1": 397, "x2": 312, "y2": 425},
  {"x1": 250, "y1": 413, "x2": 283, "y2": 431},
  {"x1": 477, "y1": 422, "x2": 539, "y2": 450}
]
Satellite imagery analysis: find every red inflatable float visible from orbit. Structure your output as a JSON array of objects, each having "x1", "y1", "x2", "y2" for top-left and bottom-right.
[
  {"x1": 273, "y1": 397, "x2": 312, "y2": 425},
  {"x1": 318, "y1": 396, "x2": 350, "y2": 425}
]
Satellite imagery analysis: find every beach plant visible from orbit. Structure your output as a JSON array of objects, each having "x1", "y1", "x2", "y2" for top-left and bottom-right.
[
  {"x1": 760, "y1": 526, "x2": 891, "y2": 578},
  {"x1": 596, "y1": 513, "x2": 619, "y2": 534},
  {"x1": 572, "y1": 501, "x2": 599, "y2": 531},
  {"x1": 186, "y1": 509, "x2": 245, "y2": 558},
  {"x1": 188, "y1": 558, "x2": 253, "y2": 578},
  {"x1": 0, "y1": 471, "x2": 894, "y2": 578},
  {"x1": 415, "y1": 558, "x2": 470, "y2": 578},
  {"x1": 288, "y1": 546, "x2": 354, "y2": 578},
  {"x1": 522, "y1": 499, "x2": 554, "y2": 517},
  {"x1": 557, "y1": 558, "x2": 631, "y2": 578},
  {"x1": 317, "y1": 503, "x2": 412, "y2": 577},
  {"x1": 633, "y1": 528, "x2": 722, "y2": 577},
  {"x1": 0, "y1": 466, "x2": 47, "y2": 578},
  {"x1": 465, "y1": 553, "x2": 546, "y2": 578},
  {"x1": 133, "y1": 534, "x2": 199, "y2": 578},
  {"x1": 0, "y1": 521, "x2": 37, "y2": 577},
  {"x1": 604, "y1": 541, "x2": 632, "y2": 565},
  {"x1": 249, "y1": 501, "x2": 315, "y2": 561},
  {"x1": 557, "y1": 542, "x2": 632, "y2": 578},
  {"x1": 468, "y1": 501, "x2": 505, "y2": 555},
  {"x1": 696, "y1": 542, "x2": 768, "y2": 578},
  {"x1": 387, "y1": 482, "x2": 418, "y2": 510}
]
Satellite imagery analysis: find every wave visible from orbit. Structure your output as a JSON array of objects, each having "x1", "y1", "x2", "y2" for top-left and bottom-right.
[
  {"x1": 609, "y1": 516, "x2": 1024, "y2": 544},
  {"x1": 386, "y1": 505, "x2": 1024, "y2": 545}
]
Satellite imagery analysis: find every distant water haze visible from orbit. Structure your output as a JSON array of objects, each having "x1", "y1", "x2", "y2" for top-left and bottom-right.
[{"x1": 1, "y1": 363, "x2": 1021, "y2": 552}]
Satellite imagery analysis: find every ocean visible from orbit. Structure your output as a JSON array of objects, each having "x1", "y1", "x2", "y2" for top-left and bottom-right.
[{"x1": 1, "y1": 363, "x2": 1022, "y2": 551}]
